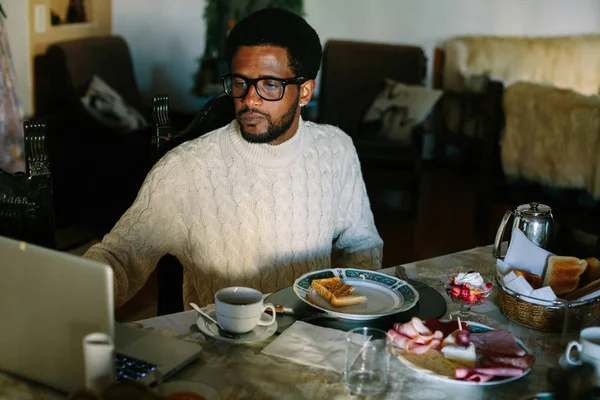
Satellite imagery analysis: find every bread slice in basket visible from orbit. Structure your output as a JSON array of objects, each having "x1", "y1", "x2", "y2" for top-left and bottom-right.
[
  {"x1": 543, "y1": 256, "x2": 587, "y2": 296},
  {"x1": 311, "y1": 277, "x2": 367, "y2": 307}
]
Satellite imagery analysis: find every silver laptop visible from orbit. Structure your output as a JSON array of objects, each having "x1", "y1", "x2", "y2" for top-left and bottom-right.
[{"x1": 0, "y1": 235, "x2": 201, "y2": 394}]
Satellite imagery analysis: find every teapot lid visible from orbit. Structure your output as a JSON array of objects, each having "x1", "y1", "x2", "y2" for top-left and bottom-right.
[{"x1": 517, "y1": 202, "x2": 552, "y2": 216}]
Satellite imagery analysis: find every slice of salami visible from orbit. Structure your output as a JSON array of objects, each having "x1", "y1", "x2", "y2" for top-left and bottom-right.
[
  {"x1": 478, "y1": 354, "x2": 535, "y2": 370},
  {"x1": 469, "y1": 330, "x2": 526, "y2": 357}
]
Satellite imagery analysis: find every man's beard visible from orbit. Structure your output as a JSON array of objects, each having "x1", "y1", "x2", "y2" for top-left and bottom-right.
[{"x1": 237, "y1": 96, "x2": 299, "y2": 144}]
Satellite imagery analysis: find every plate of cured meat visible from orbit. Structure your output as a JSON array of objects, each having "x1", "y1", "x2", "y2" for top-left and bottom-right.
[{"x1": 388, "y1": 317, "x2": 534, "y2": 385}]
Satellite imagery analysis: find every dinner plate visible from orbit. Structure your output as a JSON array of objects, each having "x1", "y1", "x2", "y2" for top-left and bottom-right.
[
  {"x1": 196, "y1": 309, "x2": 277, "y2": 344},
  {"x1": 158, "y1": 380, "x2": 221, "y2": 400},
  {"x1": 393, "y1": 321, "x2": 533, "y2": 386},
  {"x1": 293, "y1": 268, "x2": 419, "y2": 320}
]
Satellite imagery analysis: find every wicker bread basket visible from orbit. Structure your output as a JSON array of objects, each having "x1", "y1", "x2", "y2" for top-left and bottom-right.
[{"x1": 496, "y1": 275, "x2": 600, "y2": 332}]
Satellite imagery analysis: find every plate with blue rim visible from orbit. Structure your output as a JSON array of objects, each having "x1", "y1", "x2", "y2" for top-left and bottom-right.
[{"x1": 293, "y1": 268, "x2": 419, "y2": 320}]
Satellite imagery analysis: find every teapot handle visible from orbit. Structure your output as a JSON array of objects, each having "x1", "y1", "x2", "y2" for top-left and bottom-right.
[{"x1": 493, "y1": 211, "x2": 513, "y2": 259}]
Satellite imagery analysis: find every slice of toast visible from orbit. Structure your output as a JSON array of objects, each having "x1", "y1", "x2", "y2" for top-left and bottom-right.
[
  {"x1": 543, "y1": 256, "x2": 587, "y2": 296},
  {"x1": 580, "y1": 257, "x2": 600, "y2": 287},
  {"x1": 563, "y1": 278, "x2": 600, "y2": 300},
  {"x1": 311, "y1": 277, "x2": 367, "y2": 307}
]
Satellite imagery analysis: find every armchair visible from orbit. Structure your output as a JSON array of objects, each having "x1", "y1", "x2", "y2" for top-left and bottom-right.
[
  {"x1": 318, "y1": 40, "x2": 430, "y2": 214},
  {"x1": 34, "y1": 36, "x2": 194, "y2": 234},
  {"x1": 0, "y1": 120, "x2": 55, "y2": 248}
]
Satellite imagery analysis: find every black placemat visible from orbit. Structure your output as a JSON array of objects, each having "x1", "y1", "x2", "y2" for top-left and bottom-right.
[{"x1": 265, "y1": 279, "x2": 446, "y2": 333}]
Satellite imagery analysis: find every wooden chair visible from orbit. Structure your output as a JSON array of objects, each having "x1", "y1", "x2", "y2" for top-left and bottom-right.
[
  {"x1": 0, "y1": 120, "x2": 55, "y2": 248},
  {"x1": 152, "y1": 93, "x2": 235, "y2": 315}
]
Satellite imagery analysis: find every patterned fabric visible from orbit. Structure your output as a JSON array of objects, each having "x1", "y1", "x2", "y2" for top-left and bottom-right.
[
  {"x1": 81, "y1": 75, "x2": 148, "y2": 133},
  {"x1": 85, "y1": 119, "x2": 383, "y2": 308},
  {"x1": 0, "y1": 14, "x2": 24, "y2": 173}
]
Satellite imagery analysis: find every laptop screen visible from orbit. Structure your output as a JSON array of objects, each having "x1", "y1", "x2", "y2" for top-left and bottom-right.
[{"x1": 0, "y1": 236, "x2": 114, "y2": 393}]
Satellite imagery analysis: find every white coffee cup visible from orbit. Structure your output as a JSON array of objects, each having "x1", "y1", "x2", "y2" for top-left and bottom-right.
[
  {"x1": 565, "y1": 327, "x2": 600, "y2": 384},
  {"x1": 214, "y1": 287, "x2": 276, "y2": 334}
]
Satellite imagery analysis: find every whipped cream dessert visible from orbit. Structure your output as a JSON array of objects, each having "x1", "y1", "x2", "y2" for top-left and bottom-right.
[
  {"x1": 454, "y1": 272, "x2": 486, "y2": 290},
  {"x1": 447, "y1": 271, "x2": 493, "y2": 305}
]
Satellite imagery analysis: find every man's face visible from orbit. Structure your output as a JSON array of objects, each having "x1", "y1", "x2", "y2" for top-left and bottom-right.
[{"x1": 231, "y1": 45, "x2": 313, "y2": 145}]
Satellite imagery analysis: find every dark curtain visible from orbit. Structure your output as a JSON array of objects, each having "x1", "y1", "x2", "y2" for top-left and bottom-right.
[{"x1": 0, "y1": 11, "x2": 24, "y2": 173}]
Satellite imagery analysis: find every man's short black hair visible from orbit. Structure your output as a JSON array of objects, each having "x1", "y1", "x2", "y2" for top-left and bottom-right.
[{"x1": 225, "y1": 8, "x2": 322, "y2": 80}]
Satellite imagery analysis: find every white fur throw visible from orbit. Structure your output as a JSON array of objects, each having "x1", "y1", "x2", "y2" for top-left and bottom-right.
[
  {"x1": 444, "y1": 35, "x2": 600, "y2": 95},
  {"x1": 501, "y1": 82, "x2": 600, "y2": 199},
  {"x1": 442, "y1": 35, "x2": 600, "y2": 137}
]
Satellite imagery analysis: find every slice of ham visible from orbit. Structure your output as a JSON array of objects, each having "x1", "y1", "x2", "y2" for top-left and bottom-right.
[
  {"x1": 405, "y1": 339, "x2": 442, "y2": 355},
  {"x1": 424, "y1": 318, "x2": 468, "y2": 337},
  {"x1": 388, "y1": 329, "x2": 410, "y2": 349},
  {"x1": 388, "y1": 317, "x2": 443, "y2": 354},
  {"x1": 456, "y1": 367, "x2": 523, "y2": 383},
  {"x1": 394, "y1": 317, "x2": 444, "y2": 342},
  {"x1": 469, "y1": 330, "x2": 526, "y2": 357}
]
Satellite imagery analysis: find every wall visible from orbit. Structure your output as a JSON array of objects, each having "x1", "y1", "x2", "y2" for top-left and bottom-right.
[
  {"x1": 29, "y1": 0, "x2": 112, "y2": 56},
  {"x1": 113, "y1": 0, "x2": 206, "y2": 112},
  {"x1": 7, "y1": 0, "x2": 600, "y2": 115},
  {"x1": 113, "y1": 0, "x2": 600, "y2": 113}
]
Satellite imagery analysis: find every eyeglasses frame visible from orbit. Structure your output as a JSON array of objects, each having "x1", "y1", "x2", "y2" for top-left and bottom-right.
[{"x1": 221, "y1": 73, "x2": 307, "y2": 102}]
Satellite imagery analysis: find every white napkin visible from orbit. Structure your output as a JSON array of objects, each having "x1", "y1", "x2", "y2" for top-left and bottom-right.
[
  {"x1": 501, "y1": 263, "x2": 559, "y2": 303},
  {"x1": 261, "y1": 321, "x2": 356, "y2": 373},
  {"x1": 504, "y1": 275, "x2": 533, "y2": 296},
  {"x1": 497, "y1": 228, "x2": 552, "y2": 276},
  {"x1": 529, "y1": 286, "x2": 558, "y2": 305}
]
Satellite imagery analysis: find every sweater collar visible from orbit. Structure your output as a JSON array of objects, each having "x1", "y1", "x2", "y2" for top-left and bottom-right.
[{"x1": 227, "y1": 117, "x2": 307, "y2": 168}]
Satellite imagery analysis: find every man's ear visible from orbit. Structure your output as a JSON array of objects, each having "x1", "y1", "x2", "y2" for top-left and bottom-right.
[{"x1": 299, "y1": 80, "x2": 316, "y2": 107}]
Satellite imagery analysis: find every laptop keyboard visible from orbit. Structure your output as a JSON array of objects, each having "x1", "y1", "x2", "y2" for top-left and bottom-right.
[{"x1": 114, "y1": 352, "x2": 157, "y2": 381}]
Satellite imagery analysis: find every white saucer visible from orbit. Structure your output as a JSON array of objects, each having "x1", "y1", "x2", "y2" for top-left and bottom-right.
[
  {"x1": 158, "y1": 380, "x2": 220, "y2": 400},
  {"x1": 196, "y1": 309, "x2": 277, "y2": 344}
]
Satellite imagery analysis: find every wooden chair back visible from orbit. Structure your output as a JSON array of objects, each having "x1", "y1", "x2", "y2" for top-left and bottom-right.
[{"x1": 0, "y1": 120, "x2": 55, "y2": 248}]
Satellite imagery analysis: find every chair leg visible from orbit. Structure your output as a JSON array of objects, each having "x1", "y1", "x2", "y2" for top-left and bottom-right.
[{"x1": 156, "y1": 255, "x2": 184, "y2": 316}]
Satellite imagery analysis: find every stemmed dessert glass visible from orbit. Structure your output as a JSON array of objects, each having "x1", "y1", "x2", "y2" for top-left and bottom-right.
[{"x1": 445, "y1": 273, "x2": 493, "y2": 323}]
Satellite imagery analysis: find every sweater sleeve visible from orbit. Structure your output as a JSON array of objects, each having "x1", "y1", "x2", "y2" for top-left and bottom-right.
[
  {"x1": 332, "y1": 138, "x2": 383, "y2": 270},
  {"x1": 83, "y1": 150, "x2": 191, "y2": 308}
]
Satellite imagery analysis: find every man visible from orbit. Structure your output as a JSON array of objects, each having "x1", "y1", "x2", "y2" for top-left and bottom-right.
[{"x1": 84, "y1": 8, "x2": 383, "y2": 308}]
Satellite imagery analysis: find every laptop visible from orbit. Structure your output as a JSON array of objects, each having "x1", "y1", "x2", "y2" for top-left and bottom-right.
[{"x1": 0, "y1": 235, "x2": 202, "y2": 394}]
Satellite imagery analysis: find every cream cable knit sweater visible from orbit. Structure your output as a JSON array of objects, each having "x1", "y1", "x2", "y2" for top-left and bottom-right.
[{"x1": 84, "y1": 119, "x2": 383, "y2": 308}]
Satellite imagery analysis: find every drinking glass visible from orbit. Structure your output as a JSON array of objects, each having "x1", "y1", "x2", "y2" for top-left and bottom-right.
[{"x1": 344, "y1": 327, "x2": 391, "y2": 395}]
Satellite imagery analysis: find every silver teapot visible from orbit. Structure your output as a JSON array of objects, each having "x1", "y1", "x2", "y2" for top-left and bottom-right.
[{"x1": 492, "y1": 202, "x2": 554, "y2": 258}]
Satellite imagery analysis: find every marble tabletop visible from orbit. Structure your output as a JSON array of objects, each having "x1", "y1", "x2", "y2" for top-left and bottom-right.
[{"x1": 0, "y1": 245, "x2": 574, "y2": 399}]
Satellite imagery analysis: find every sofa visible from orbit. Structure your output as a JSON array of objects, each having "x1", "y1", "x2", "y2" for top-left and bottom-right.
[{"x1": 439, "y1": 35, "x2": 600, "y2": 252}]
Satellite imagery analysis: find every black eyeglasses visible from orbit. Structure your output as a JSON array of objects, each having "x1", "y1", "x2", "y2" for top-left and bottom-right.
[{"x1": 222, "y1": 73, "x2": 307, "y2": 101}]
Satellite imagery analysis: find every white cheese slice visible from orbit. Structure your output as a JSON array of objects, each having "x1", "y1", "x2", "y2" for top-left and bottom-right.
[{"x1": 441, "y1": 343, "x2": 477, "y2": 367}]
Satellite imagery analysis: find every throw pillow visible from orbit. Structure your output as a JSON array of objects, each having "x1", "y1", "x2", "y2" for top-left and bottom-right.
[
  {"x1": 80, "y1": 76, "x2": 148, "y2": 133},
  {"x1": 363, "y1": 79, "x2": 442, "y2": 142}
]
